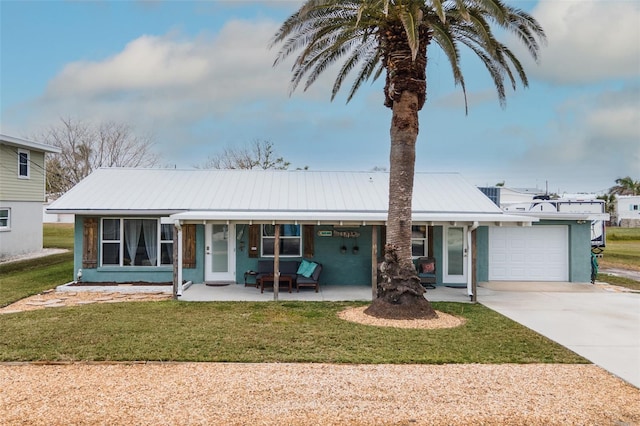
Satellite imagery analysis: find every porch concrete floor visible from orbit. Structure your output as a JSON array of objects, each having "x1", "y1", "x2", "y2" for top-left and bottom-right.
[{"x1": 178, "y1": 283, "x2": 472, "y2": 303}]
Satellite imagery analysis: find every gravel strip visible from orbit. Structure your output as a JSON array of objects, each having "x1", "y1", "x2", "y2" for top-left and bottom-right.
[
  {"x1": 1, "y1": 363, "x2": 638, "y2": 425},
  {"x1": 0, "y1": 291, "x2": 171, "y2": 314}
]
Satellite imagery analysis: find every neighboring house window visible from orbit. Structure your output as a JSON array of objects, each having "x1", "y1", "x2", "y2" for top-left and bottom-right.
[
  {"x1": 411, "y1": 225, "x2": 428, "y2": 257},
  {"x1": 18, "y1": 149, "x2": 30, "y2": 178},
  {"x1": 261, "y1": 224, "x2": 301, "y2": 257},
  {"x1": 631, "y1": 204, "x2": 639, "y2": 211},
  {"x1": 0, "y1": 209, "x2": 10, "y2": 230},
  {"x1": 101, "y1": 218, "x2": 173, "y2": 266}
]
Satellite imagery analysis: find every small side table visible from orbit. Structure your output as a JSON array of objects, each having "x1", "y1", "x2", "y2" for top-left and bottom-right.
[{"x1": 244, "y1": 271, "x2": 258, "y2": 287}]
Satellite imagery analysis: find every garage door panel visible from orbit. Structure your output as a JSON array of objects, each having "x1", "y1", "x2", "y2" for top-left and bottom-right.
[{"x1": 489, "y1": 226, "x2": 568, "y2": 281}]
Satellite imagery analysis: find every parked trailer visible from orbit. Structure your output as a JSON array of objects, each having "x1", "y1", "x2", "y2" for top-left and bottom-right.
[{"x1": 503, "y1": 199, "x2": 606, "y2": 248}]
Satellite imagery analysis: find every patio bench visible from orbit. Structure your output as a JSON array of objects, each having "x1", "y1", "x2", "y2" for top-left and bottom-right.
[{"x1": 256, "y1": 260, "x2": 300, "y2": 293}]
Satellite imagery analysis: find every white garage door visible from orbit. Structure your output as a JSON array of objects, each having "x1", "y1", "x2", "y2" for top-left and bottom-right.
[{"x1": 489, "y1": 226, "x2": 568, "y2": 281}]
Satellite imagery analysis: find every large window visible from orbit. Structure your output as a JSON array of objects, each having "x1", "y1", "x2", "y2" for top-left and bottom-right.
[
  {"x1": 18, "y1": 149, "x2": 29, "y2": 178},
  {"x1": 0, "y1": 209, "x2": 10, "y2": 230},
  {"x1": 101, "y1": 218, "x2": 173, "y2": 266},
  {"x1": 411, "y1": 225, "x2": 428, "y2": 257},
  {"x1": 261, "y1": 224, "x2": 301, "y2": 257}
]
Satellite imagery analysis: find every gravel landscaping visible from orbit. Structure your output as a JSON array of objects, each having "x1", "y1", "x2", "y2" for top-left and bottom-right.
[
  {"x1": 1, "y1": 363, "x2": 639, "y2": 425},
  {"x1": 2, "y1": 291, "x2": 639, "y2": 425}
]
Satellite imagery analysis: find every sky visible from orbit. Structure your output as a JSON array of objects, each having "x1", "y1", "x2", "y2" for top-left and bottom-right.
[{"x1": 1, "y1": 0, "x2": 639, "y2": 196}]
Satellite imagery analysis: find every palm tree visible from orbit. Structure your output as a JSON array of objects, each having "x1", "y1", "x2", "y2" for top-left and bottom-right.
[
  {"x1": 271, "y1": 0, "x2": 545, "y2": 319},
  {"x1": 609, "y1": 176, "x2": 640, "y2": 196}
]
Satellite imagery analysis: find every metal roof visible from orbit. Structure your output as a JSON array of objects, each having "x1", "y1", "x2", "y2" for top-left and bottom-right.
[
  {"x1": 0, "y1": 134, "x2": 61, "y2": 153},
  {"x1": 48, "y1": 168, "x2": 535, "y2": 225}
]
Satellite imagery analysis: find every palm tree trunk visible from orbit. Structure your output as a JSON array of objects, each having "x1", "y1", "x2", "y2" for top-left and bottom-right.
[
  {"x1": 387, "y1": 91, "x2": 419, "y2": 267},
  {"x1": 364, "y1": 90, "x2": 436, "y2": 320}
]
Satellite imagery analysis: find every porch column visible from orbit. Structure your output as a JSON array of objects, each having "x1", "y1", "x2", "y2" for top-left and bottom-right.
[
  {"x1": 467, "y1": 222, "x2": 479, "y2": 302},
  {"x1": 273, "y1": 224, "x2": 280, "y2": 302},
  {"x1": 173, "y1": 221, "x2": 184, "y2": 298},
  {"x1": 371, "y1": 225, "x2": 378, "y2": 300}
]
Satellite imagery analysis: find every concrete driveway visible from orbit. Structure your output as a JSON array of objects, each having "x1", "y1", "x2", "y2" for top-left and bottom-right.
[{"x1": 478, "y1": 282, "x2": 640, "y2": 389}]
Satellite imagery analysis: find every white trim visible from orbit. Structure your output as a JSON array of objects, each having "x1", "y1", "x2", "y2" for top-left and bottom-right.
[
  {"x1": 100, "y1": 217, "x2": 171, "y2": 267},
  {"x1": 0, "y1": 208, "x2": 10, "y2": 230},
  {"x1": 0, "y1": 133, "x2": 61, "y2": 153},
  {"x1": 18, "y1": 149, "x2": 30, "y2": 179},
  {"x1": 411, "y1": 224, "x2": 428, "y2": 258},
  {"x1": 260, "y1": 224, "x2": 302, "y2": 258},
  {"x1": 204, "y1": 223, "x2": 236, "y2": 281},
  {"x1": 443, "y1": 225, "x2": 468, "y2": 284},
  {"x1": 170, "y1": 211, "x2": 536, "y2": 225},
  {"x1": 177, "y1": 223, "x2": 183, "y2": 296}
]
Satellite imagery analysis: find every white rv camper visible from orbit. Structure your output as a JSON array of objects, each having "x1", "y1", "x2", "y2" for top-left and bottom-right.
[{"x1": 503, "y1": 198, "x2": 606, "y2": 248}]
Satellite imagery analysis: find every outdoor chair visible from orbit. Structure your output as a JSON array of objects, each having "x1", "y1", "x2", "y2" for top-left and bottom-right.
[
  {"x1": 416, "y1": 257, "x2": 436, "y2": 289},
  {"x1": 296, "y1": 262, "x2": 322, "y2": 292}
]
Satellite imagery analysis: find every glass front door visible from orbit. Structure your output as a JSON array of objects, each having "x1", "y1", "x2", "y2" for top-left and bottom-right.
[
  {"x1": 444, "y1": 226, "x2": 467, "y2": 284},
  {"x1": 205, "y1": 224, "x2": 235, "y2": 282}
]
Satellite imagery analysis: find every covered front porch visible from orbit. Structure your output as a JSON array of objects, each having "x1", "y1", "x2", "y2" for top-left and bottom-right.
[{"x1": 178, "y1": 282, "x2": 473, "y2": 303}]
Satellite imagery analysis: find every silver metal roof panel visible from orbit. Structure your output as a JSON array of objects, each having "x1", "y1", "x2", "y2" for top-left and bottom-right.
[{"x1": 48, "y1": 168, "x2": 527, "y2": 224}]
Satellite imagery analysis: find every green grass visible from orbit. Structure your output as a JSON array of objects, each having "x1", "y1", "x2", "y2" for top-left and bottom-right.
[
  {"x1": 597, "y1": 274, "x2": 640, "y2": 291},
  {"x1": 0, "y1": 253, "x2": 73, "y2": 307},
  {"x1": 0, "y1": 301, "x2": 586, "y2": 364},
  {"x1": 600, "y1": 227, "x2": 640, "y2": 271},
  {"x1": 0, "y1": 222, "x2": 629, "y2": 364},
  {"x1": 0, "y1": 223, "x2": 74, "y2": 307},
  {"x1": 43, "y1": 223, "x2": 74, "y2": 250}
]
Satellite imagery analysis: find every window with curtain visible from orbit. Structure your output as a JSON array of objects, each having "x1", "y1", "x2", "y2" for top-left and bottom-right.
[
  {"x1": 411, "y1": 225, "x2": 428, "y2": 257},
  {"x1": 100, "y1": 218, "x2": 173, "y2": 266},
  {"x1": 261, "y1": 224, "x2": 301, "y2": 257}
]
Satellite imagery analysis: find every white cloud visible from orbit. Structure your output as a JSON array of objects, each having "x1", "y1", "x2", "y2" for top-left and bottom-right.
[
  {"x1": 526, "y1": 0, "x2": 640, "y2": 84},
  {"x1": 41, "y1": 19, "x2": 299, "y2": 120},
  {"x1": 511, "y1": 85, "x2": 640, "y2": 192}
]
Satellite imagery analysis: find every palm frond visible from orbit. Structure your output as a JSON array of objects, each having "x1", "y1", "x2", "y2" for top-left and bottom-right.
[{"x1": 271, "y1": 0, "x2": 545, "y2": 111}]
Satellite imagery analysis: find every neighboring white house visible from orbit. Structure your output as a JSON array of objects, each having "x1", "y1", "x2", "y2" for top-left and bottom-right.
[
  {"x1": 0, "y1": 134, "x2": 61, "y2": 260},
  {"x1": 43, "y1": 198, "x2": 75, "y2": 224},
  {"x1": 616, "y1": 195, "x2": 640, "y2": 227}
]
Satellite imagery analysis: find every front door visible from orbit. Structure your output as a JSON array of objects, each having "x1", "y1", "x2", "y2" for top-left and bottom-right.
[
  {"x1": 444, "y1": 225, "x2": 468, "y2": 284},
  {"x1": 205, "y1": 223, "x2": 235, "y2": 282}
]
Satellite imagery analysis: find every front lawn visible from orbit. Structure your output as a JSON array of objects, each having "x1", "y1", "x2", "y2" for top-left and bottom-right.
[
  {"x1": 0, "y1": 301, "x2": 586, "y2": 364},
  {"x1": 0, "y1": 253, "x2": 73, "y2": 307},
  {"x1": 0, "y1": 223, "x2": 74, "y2": 307},
  {"x1": 600, "y1": 227, "x2": 640, "y2": 271}
]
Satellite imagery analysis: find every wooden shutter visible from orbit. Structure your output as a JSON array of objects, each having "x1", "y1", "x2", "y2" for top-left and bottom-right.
[
  {"x1": 303, "y1": 225, "x2": 315, "y2": 258},
  {"x1": 82, "y1": 218, "x2": 98, "y2": 268},
  {"x1": 182, "y1": 224, "x2": 197, "y2": 269},
  {"x1": 248, "y1": 224, "x2": 259, "y2": 258}
]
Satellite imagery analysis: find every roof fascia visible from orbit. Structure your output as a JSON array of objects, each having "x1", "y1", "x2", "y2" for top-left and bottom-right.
[{"x1": 0, "y1": 134, "x2": 61, "y2": 153}]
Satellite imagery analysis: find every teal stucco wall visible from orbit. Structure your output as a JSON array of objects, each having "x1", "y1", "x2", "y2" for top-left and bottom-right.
[
  {"x1": 74, "y1": 216, "x2": 205, "y2": 284},
  {"x1": 236, "y1": 225, "x2": 378, "y2": 286}
]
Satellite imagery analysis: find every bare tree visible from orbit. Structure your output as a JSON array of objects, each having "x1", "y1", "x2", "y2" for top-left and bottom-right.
[
  {"x1": 41, "y1": 118, "x2": 160, "y2": 195},
  {"x1": 197, "y1": 139, "x2": 291, "y2": 170}
]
